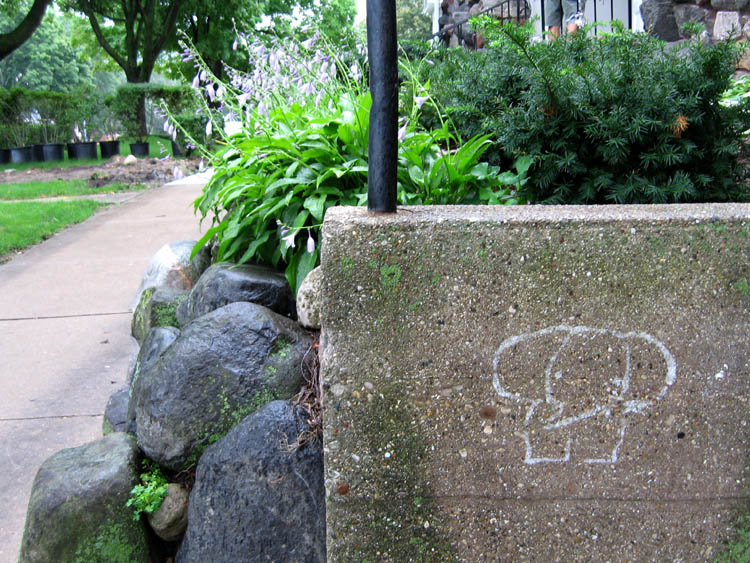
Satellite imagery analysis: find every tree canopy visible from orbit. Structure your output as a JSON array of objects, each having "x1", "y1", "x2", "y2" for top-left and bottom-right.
[{"x1": 0, "y1": 6, "x2": 93, "y2": 90}]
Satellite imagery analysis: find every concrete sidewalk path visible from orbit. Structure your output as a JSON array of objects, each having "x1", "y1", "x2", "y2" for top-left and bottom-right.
[{"x1": 0, "y1": 175, "x2": 207, "y2": 562}]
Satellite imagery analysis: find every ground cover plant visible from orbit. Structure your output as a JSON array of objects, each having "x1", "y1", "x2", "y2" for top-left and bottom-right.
[
  {"x1": 174, "y1": 29, "x2": 521, "y2": 294},
  {"x1": 0, "y1": 199, "x2": 104, "y2": 261},
  {"x1": 417, "y1": 20, "x2": 750, "y2": 204}
]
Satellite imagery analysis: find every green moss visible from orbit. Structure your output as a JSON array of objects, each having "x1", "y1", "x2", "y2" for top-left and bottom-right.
[
  {"x1": 333, "y1": 380, "x2": 455, "y2": 561},
  {"x1": 189, "y1": 388, "x2": 280, "y2": 467},
  {"x1": 73, "y1": 523, "x2": 143, "y2": 563},
  {"x1": 380, "y1": 264, "x2": 402, "y2": 292},
  {"x1": 734, "y1": 278, "x2": 750, "y2": 299}
]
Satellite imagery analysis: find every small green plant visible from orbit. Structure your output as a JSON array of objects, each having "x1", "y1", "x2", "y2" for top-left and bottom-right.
[
  {"x1": 126, "y1": 460, "x2": 168, "y2": 521},
  {"x1": 715, "y1": 515, "x2": 750, "y2": 562}
]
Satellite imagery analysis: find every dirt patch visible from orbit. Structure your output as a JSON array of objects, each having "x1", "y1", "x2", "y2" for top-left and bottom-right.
[{"x1": 0, "y1": 156, "x2": 204, "y2": 189}]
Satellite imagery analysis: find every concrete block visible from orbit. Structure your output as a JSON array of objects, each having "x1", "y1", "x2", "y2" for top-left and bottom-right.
[{"x1": 321, "y1": 204, "x2": 750, "y2": 561}]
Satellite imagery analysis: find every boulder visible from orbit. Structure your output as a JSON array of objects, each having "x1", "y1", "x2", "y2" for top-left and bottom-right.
[
  {"x1": 135, "y1": 241, "x2": 210, "y2": 304},
  {"x1": 673, "y1": 4, "x2": 709, "y2": 35},
  {"x1": 711, "y1": 0, "x2": 750, "y2": 10},
  {"x1": 713, "y1": 10, "x2": 742, "y2": 39},
  {"x1": 176, "y1": 401, "x2": 324, "y2": 563},
  {"x1": 126, "y1": 326, "x2": 180, "y2": 435},
  {"x1": 147, "y1": 483, "x2": 189, "y2": 542},
  {"x1": 103, "y1": 386, "x2": 130, "y2": 435},
  {"x1": 641, "y1": 0, "x2": 680, "y2": 41},
  {"x1": 296, "y1": 266, "x2": 322, "y2": 329},
  {"x1": 131, "y1": 286, "x2": 187, "y2": 345},
  {"x1": 176, "y1": 262, "x2": 296, "y2": 325},
  {"x1": 18, "y1": 433, "x2": 148, "y2": 562},
  {"x1": 132, "y1": 302, "x2": 314, "y2": 471}
]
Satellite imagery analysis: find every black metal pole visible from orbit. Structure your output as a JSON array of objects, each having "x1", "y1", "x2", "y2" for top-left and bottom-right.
[{"x1": 367, "y1": 0, "x2": 398, "y2": 213}]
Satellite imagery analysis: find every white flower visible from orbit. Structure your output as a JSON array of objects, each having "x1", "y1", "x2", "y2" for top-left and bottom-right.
[
  {"x1": 237, "y1": 92, "x2": 250, "y2": 107},
  {"x1": 224, "y1": 120, "x2": 242, "y2": 136},
  {"x1": 191, "y1": 73, "x2": 201, "y2": 89},
  {"x1": 306, "y1": 232, "x2": 315, "y2": 253},
  {"x1": 398, "y1": 122, "x2": 408, "y2": 141},
  {"x1": 415, "y1": 96, "x2": 429, "y2": 109},
  {"x1": 172, "y1": 166, "x2": 184, "y2": 180},
  {"x1": 232, "y1": 39, "x2": 238, "y2": 51},
  {"x1": 205, "y1": 120, "x2": 213, "y2": 137},
  {"x1": 282, "y1": 231, "x2": 296, "y2": 249}
]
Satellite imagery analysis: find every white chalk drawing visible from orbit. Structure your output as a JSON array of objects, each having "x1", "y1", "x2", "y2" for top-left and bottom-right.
[{"x1": 492, "y1": 325, "x2": 677, "y2": 465}]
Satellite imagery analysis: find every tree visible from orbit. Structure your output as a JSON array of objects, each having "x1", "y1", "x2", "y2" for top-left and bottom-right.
[
  {"x1": 0, "y1": 7, "x2": 93, "y2": 91},
  {"x1": 62, "y1": 0, "x2": 187, "y2": 137},
  {"x1": 0, "y1": 0, "x2": 52, "y2": 60},
  {"x1": 397, "y1": 0, "x2": 432, "y2": 42}
]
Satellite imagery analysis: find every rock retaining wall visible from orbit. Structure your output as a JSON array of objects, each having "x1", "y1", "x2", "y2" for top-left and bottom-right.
[{"x1": 320, "y1": 204, "x2": 750, "y2": 561}]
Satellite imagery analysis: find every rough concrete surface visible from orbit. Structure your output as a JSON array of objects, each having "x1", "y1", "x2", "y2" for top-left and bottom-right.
[
  {"x1": 0, "y1": 177, "x2": 204, "y2": 562},
  {"x1": 321, "y1": 204, "x2": 750, "y2": 562}
]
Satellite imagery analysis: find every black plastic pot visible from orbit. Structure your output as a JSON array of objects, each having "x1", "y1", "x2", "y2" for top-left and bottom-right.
[
  {"x1": 129, "y1": 142, "x2": 150, "y2": 158},
  {"x1": 171, "y1": 140, "x2": 184, "y2": 157},
  {"x1": 0, "y1": 148, "x2": 9, "y2": 164},
  {"x1": 10, "y1": 146, "x2": 34, "y2": 164},
  {"x1": 67, "y1": 141, "x2": 98, "y2": 160},
  {"x1": 33, "y1": 144, "x2": 44, "y2": 162},
  {"x1": 41, "y1": 143, "x2": 65, "y2": 162},
  {"x1": 99, "y1": 140, "x2": 120, "y2": 159}
]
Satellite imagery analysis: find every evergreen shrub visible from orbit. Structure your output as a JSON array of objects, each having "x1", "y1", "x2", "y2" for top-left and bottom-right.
[{"x1": 420, "y1": 21, "x2": 750, "y2": 204}]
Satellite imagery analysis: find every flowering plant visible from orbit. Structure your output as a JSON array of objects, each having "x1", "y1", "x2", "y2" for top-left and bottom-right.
[{"x1": 173, "y1": 29, "x2": 520, "y2": 295}]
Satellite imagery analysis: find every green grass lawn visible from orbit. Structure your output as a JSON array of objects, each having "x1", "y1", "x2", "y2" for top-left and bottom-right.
[
  {"x1": 0, "y1": 199, "x2": 106, "y2": 260},
  {"x1": 0, "y1": 179, "x2": 146, "y2": 200}
]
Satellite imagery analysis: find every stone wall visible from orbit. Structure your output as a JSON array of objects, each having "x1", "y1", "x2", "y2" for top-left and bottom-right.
[
  {"x1": 320, "y1": 204, "x2": 750, "y2": 561},
  {"x1": 643, "y1": 0, "x2": 750, "y2": 52}
]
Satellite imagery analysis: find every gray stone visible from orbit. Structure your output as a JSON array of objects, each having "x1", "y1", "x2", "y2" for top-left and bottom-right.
[
  {"x1": 176, "y1": 401, "x2": 324, "y2": 563},
  {"x1": 135, "y1": 240, "x2": 210, "y2": 305},
  {"x1": 126, "y1": 326, "x2": 180, "y2": 435},
  {"x1": 147, "y1": 483, "x2": 189, "y2": 542},
  {"x1": 296, "y1": 266, "x2": 322, "y2": 329},
  {"x1": 176, "y1": 262, "x2": 296, "y2": 325},
  {"x1": 711, "y1": 0, "x2": 750, "y2": 9},
  {"x1": 19, "y1": 433, "x2": 148, "y2": 562},
  {"x1": 320, "y1": 205, "x2": 750, "y2": 561},
  {"x1": 133, "y1": 302, "x2": 314, "y2": 471},
  {"x1": 103, "y1": 386, "x2": 130, "y2": 435},
  {"x1": 641, "y1": 0, "x2": 680, "y2": 41},
  {"x1": 673, "y1": 4, "x2": 709, "y2": 33},
  {"x1": 714, "y1": 10, "x2": 742, "y2": 39},
  {"x1": 131, "y1": 286, "x2": 187, "y2": 345}
]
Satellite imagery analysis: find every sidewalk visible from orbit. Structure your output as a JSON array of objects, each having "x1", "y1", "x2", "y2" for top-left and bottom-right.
[{"x1": 0, "y1": 174, "x2": 208, "y2": 562}]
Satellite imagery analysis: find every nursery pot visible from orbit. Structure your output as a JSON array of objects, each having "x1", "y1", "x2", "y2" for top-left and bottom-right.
[
  {"x1": 129, "y1": 142, "x2": 150, "y2": 158},
  {"x1": 32, "y1": 144, "x2": 44, "y2": 162},
  {"x1": 67, "y1": 141, "x2": 98, "y2": 160},
  {"x1": 171, "y1": 140, "x2": 184, "y2": 157},
  {"x1": 41, "y1": 143, "x2": 65, "y2": 162},
  {"x1": 10, "y1": 146, "x2": 34, "y2": 164},
  {"x1": 99, "y1": 140, "x2": 120, "y2": 159},
  {"x1": 0, "y1": 148, "x2": 9, "y2": 164}
]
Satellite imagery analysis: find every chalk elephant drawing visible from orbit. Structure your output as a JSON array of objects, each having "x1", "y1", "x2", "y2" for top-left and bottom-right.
[{"x1": 491, "y1": 325, "x2": 677, "y2": 464}]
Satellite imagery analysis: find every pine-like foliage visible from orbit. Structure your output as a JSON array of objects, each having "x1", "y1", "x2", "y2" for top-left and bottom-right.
[{"x1": 419, "y1": 22, "x2": 750, "y2": 204}]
